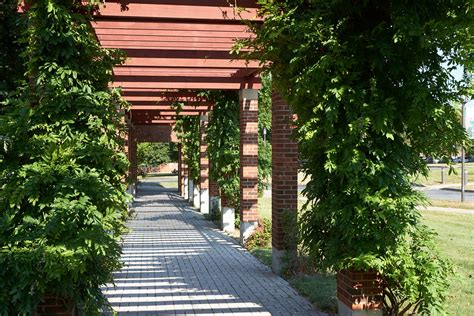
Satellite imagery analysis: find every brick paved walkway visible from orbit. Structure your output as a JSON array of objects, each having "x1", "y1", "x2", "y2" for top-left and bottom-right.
[{"x1": 103, "y1": 179, "x2": 324, "y2": 315}]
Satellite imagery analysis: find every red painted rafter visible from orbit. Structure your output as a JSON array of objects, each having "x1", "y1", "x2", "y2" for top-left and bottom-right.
[
  {"x1": 95, "y1": 2, "x2": 260, "y2": 21},
  {"x1": 130, "y1": 105, "x2": 210, "y2": 111},
  {"x1": 92, "y1": 0, "x2": 261, "y2": 125}
]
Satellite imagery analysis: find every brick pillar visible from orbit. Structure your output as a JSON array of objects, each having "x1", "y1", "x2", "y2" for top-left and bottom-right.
[
  {"x1": 200, "y1": 117, "x2": 210, "y2": 214},
  {"x1": 178, "y1": 143, "x2": 183, "y2": 196},
  {"x1": 37, "y1": 294, "x2": 74, "y2": 316},
  {"x1": 337, "y1": 270, "x2": 384, "y2": 315},
  {"x1": 239, "y1": 89, "x2": 259, "y2": 243},
  {"x1": 271, "y1": 91, "x2": 298, "y2": 274},
  {"x1": 209, "y1": 174, "x2": 219, "y2": 197}
]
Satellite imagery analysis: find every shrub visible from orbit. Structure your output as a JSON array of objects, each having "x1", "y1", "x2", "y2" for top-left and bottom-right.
[
  {"x1": 245, "y1": 219, "x2": 272, "y2": 250},
  {"x1": 0, "y1": 1, "x2": 129, "y2": 313},
  {"x1": 241, "y1": 0, "x2": 472, "y2": 312}
]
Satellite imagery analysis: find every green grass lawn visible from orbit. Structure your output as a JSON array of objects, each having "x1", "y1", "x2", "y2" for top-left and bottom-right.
[
  {"x1": 140, "y1": 173, "x2": 178, "y2": 189},
  {"x1": 428, "y1": 199, "x2": 474, "y2": 209},
  {"x1": 421, "y1": 210, "x2": 474, "y2": 315},
  {"x1": 256, "y1": 196, "x2": 474, "y2": 314}
]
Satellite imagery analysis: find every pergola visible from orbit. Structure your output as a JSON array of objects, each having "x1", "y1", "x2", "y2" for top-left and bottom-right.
[{"x1": 92, "y1": 0, "x2": 298, "y2": 274}]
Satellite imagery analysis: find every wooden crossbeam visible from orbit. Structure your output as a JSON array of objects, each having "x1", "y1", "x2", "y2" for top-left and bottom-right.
[{"x1": 95, "y1": 2, "x2": 260, "y2": 21}]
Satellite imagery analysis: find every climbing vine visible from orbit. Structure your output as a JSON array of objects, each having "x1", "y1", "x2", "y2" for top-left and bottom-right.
[
  {"x1": 240, "y1": 0, "x2": 472, "y2": 313},
  {"x1": 204, "y1": 90, "x2": 241, "y2": 207},
  {"x1": 0, "y1": 0, "x2": 25, "y2": 101},
  {"x1": 257, "y1": 72, "x2": 272, "y2": 193},
  {"x1": 0, "y1": 0, "x2": 129, "y2": 313},
  {"x1": 174, "y1": 111, "x2": 200, "y2": 183}
]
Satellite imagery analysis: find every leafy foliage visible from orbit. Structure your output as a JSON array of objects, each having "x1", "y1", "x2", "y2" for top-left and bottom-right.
[
  {"x1": 242, "y1": 0, "x2": 472, "y2": 313},
  {"x1": 202, "y1": 84, "x2": 272, "y2": 207},
  {"x1": 174, "y1": 113, "x2": 200, "y2": 183},
  {"x1": 245, "y1": 218, "x2": 272, "y2": 250},
  {"x1": 258, "y1": 72, "x2": 272, "y2": 194},
  {"x1": 204, "y1": 91, "x2": 241, "y2": 207},
  {"x1": 137, "y1": 142, "x2": 177, "y2": 167},
  {"x1": 0, "y1": 0, "x2": 26, "y2": 101},
  {"x1": 0, "y1": 0, "x2": 129, "y2": 313}
]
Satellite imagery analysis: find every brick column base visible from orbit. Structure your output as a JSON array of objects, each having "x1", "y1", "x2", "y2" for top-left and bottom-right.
[
  {"x1": 37, "y1": 294, "x2": 74, "y2": 316},
  {"x1": 337, "y1": 270, "x2": 384, "y2": 316},
  {"x1": 220, "y1": 195, "x2": 235, "y2": 233}
]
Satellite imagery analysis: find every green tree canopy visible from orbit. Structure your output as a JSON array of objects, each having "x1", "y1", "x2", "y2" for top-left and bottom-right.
[
  {"x1": 242, "y1": 0, "x2": 472, "y2": 313},
  {"x1": 137, "y1": 142, "x2": 177, "y2": 167},
  {"x1": 0, "y1": 0, "x2": 129, "y2": 313}
]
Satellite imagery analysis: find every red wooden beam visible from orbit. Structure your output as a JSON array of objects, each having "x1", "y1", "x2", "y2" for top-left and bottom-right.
[
  {"x1": 132, "y1": 119, "x2": 177, "y2": 125},
  {"x1": 115, "y1": 82, "x2": 261, "y2": 90},
  {"x1": 114, "y1": 67, "x2": 245, "y2": 77},
  {"x1": 121, "y1": 91, "x2": 202, "y2": 98},
  {"x1": 93, "y1": 20, "x2": 250, "y2": 32},
  {"x1": 130, "y1": 109, "x2": 205, "y2": 115},
  {"x1": 96, "y1": 2, "x2": 261, "y2": 21},
  {"x1": 130, "y1": 105, "x2": 210, "y2": 110},
  {"x1": 115, "y1": 75, "x2": 260, "y2": 84},
  {"x1": 95, "y1": 28, "x2": 250, "y2": 39},
  {"x1": 101, "y1": 0, "x2": 259, "y2": 8},
  {"x1": 122, "y1": 57, "x2": 260, "y2": 68},
  {"x1": 101, "y1": 42, "x2": 239, "y2": 51}
]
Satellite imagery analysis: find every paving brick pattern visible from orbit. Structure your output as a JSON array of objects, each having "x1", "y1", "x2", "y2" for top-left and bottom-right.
[{"x1": 103, "y1": 181, "x2": 324, "y2": 315}]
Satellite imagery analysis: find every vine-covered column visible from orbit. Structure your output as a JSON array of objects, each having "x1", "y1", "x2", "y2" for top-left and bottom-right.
[
  {"x1": 209, "y1": 161, "x2": 221, "y2": 216},
  {"x1": 125, "y1": 123, "x2": 138, "y2": 195},
  {"x1": 183, "y1": 159, "x2": 189, "y2": 200},
  {"x1": 128, "y1": 124, "x2": 138, "y2": 194},
  {"x1": 271, "y1": 91, "x2": 298, "y2": 274},
  {"x1": 178, "y1": 143, "x2": 183, "y2": 196},
  {"x1": 199, "y1": 115, "x2": 210, "y2": 214},
  {"x1": 239, "y1": 89, "x2": 259, "y2": 243}
]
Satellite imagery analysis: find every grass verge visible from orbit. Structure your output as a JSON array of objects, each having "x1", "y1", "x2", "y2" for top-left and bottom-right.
[
  {"x1": 422, "y1": 211, "x2": 474, "y2": 315},
  {"x1": 250, "y1": 246, "x2": 338, "y2": 314},
  {"x1": 428, "y1": 199, "x2": 474, "y2": 209},
  {"x1": 255, "y1": 200, "x2": 473, "y2": 315}
]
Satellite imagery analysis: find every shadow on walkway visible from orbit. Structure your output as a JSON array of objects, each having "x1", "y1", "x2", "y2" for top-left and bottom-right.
[{"x1": 102, "y1": 178, "x2": 324, "y2": 315}]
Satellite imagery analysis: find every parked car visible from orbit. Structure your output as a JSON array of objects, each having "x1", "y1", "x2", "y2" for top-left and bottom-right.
[{"x1": 452, "y1": 157, "x2": 462, "y2": 163}]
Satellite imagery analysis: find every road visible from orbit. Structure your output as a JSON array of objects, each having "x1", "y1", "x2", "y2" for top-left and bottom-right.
[
  {"x1": 298, "y1": 184, "x2": 474, "y2": 202},
  {"x1": 419, "y1": 187, "x2": 474, "y2": 202}
]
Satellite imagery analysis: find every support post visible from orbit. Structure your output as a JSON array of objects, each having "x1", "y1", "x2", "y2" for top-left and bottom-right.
[
  {"x1": 200, "y1": 117, "x2": 210, "y2": 214},
  {"x1": 188, "y1": 179, "x2": 194, "y2": 204},
  {"x1": 183, "y1": 162, "x2": 189, "y2": 200},
  {"x1": 271, "y1": 92, "x2": 298, "y2": 274},
  {"x1": 209, "y1": 164, "x2": 221, "y2": 217},
  {"x1": 239, "y1": 89, "x2": 259, "y2": 244},
  {"x1": 178, "y1": 143, "x2": 183, "y2": 196},
  {"x1": 193, "y1": 183, "x2": 200, "y2": 209},
  {"x1": 127, "y1": 124, "x2": 138, "y2": 196}
]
